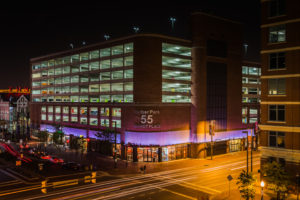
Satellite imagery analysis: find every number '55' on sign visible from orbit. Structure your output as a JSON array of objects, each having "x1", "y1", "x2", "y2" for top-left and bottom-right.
[{"x1": 141, "y1": 115, "x2": 153, "y2": 124}]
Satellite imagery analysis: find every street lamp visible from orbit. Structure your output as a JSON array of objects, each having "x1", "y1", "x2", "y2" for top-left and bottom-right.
[
  {"x1": 113, "y1": 121, "x2": 117, "y2": 168},
  {"x1": 296, "y1": 174, "x2": 299, "y2": 200},
  {"x1": 260, "y1": 180, "x2": 265, "y2": 200}
]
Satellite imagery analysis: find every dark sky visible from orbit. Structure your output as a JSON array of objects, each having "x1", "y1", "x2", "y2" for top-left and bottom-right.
[{"x1": 0, "y1": 1, "x2": 260, "y2": 88}]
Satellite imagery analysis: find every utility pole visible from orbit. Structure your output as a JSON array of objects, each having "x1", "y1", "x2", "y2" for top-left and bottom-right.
[
  {"x1": 209, "y1": 120, "x2": 215, "y2": 160},
  {"x1": 242, "y1": 130, "x2": 249, "y2": 174},
  {"x1": 251, "y1": 128, "x2": 253, "y2": 172},
  {"x1": 113, "y1": 121, "x2": 117, "y2": 168}
]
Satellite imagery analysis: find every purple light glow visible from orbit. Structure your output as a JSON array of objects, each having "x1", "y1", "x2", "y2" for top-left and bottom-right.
[
  {"x1": 193, "y1": 129, "x2": 251, "y2": 143},
  {"x1": 125, "y1": 130, "x2": 190, "y2": 146}
]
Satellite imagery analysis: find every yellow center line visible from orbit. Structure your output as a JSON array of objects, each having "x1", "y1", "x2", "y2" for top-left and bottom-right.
[{"x1": 0, "y1": 185, "x2": 41, "y2": 197}]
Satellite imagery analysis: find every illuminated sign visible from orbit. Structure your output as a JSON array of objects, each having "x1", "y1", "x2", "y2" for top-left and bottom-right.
[{"x1": 135, "y1": 109, "x2": 160, "y2": 128}]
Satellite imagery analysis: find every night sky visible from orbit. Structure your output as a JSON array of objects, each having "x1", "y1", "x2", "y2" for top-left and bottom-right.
[{"x1": 0, "y1": 1, "x2": 260, "y2": 88}]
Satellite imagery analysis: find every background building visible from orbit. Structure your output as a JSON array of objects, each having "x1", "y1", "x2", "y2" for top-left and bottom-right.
[
  {"x1": 259, "y1": 0, "x2": 300, "y2": 181},
  {"x1": 242, "y1": 61, "x2": 261, "y2": 127},
  {"x1": 30, "y1": 13, "x2": 252, "y2": 162}
]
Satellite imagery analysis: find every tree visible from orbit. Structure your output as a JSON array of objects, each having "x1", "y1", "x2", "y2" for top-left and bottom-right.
[
  {"x1": 262, "y1": 161, "x2": 290, "y2": 200},
  {"x1": 95, "y1": 128, "x2": 114, "y2": 142},
  {"x1": 52, "y1": 131, "x2": 64, "y2": 145},
  {"x1": 37, "y1": 131, "x2": 48, "y2": 142},
  {"x1": 236, "y1": 170, "x2": 256, "y2": 200}
]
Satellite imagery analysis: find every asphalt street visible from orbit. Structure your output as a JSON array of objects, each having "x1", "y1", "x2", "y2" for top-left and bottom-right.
[{"x1": 0, "y1": 151, "x2": 261, "y2": 200}]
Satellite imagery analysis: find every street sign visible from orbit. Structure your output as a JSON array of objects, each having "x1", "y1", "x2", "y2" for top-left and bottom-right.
[
  {"x1": 227, "y1": 175, "x2": 233, "y2": 181},
  {"x1": 16, "y1": 160, "x2": 21, "y2": 166}
]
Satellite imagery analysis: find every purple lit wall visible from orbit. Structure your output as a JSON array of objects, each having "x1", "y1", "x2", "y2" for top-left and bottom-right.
[
  {"x1": 125, "y1": 130, "x2": 190, "y2": 146},
  {"x1": 89, "y1": 130, "x2": 121, "y2": 143},
  {"x1": 40, "y1": 124, "x2": 56, "y2": 133},
  {"x1": 194, "y1": 129, "x2": 252, "y2": 143}
]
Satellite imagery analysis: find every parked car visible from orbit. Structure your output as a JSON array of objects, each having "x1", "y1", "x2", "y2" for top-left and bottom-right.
[
  {"x1": 62, "y1": 162, "x2": 81, "y2": 170},
  {"x1": 49, "y1": 156, "x2": 64, "y2": 164}
]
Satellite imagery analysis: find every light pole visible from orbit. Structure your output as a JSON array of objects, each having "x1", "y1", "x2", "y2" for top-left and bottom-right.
[
  {"x1": 260, "y1": 180, "x2": 265, "y2": 200},
  {"x1": 113, "y1": 121, "x2": 117, "y2": 168},
  {"x1": 242, "y1": 130, "x2": 249, "y2": 174},
  {"x1": 296, "y1": 174, "x2": 299, "y2": 200}
]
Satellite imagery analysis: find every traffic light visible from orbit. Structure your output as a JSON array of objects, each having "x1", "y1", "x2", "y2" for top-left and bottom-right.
[
  {"x1": 91, "y1": 172, "x2": 96, "y2": 184},
  {"x1": 41, "y1": 180, "x2": 47, "y2": 194}
]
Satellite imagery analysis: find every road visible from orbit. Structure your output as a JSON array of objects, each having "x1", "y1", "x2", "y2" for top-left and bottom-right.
[{"x1": 0, "y1": 151, "x2": 260, "y2": 200}]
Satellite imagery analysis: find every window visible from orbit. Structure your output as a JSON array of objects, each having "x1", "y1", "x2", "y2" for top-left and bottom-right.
[
  {"x1": 100, "y1": 84, "x2": 110, "y2": 92},
  {"x1": 112, "y1": 58, "x2": 123, "y2": 68},
  {"x1": 71, "y1": 86, "x2": 79, "y2": 93},
  {"x1": 124, "y1": 43, "x2": 133, "y2": 53},
  {"x1": 90, "y1": 118, "x2": 98, "y2": 126},
  {"x1": 111, "y1": 83, "x2": 123, "y2": 92},
  {"x1": 111, "y1": 70, "x2": 123, "y2": 80},
  {"x1": 162, "y1": 43, "x2": 191, "y2": 56},
  {"x1": 63, "y1": 107, "x2": 69, "y2": 114},
  {"x1": 242, "y1": 87, "x2": 248, "y2": 95},
  {"x1": 89, "y1": 84, "x2": 99, "y2": 93},
  {"x1": 71, "y1": 64, "x2": 79, "y2": 73},
  {"x1": 242, "y1": 66, "x2": 248, "y2": 75},
  {"x1": 80, "y1": 52, "x2": 89, "y2": 61},
  {"x1": 248, "y1": 67, "x2": 259, "y2": 75},
  {"x1": 242, "y1": 117, "x2": 247, "y2": 124},
  {"x1": 249, "y1": 108, "x2": 258, "y2": 115},
  {"x1": 269, "y1": 105, "x2": 285, "y2": 121},
  {"x1": 101, "y1": 107, "x2": 109, "y2": 116},
  {"x1": 124, "y1": 82, "x2": 133, "y2": 91},
  {"x1": 63, "y1": 66, "x2": 71, "y2": 74},
  {"x1": 242, "y1": 107, "x2": 247, "y2": 115},
  {"x1": 48, "y1": 115, "x2": 53, "y2": 121},
  {"x1": 124, "y1": 69, "x2": 133, "y2": 79},
  {"x1": 90, "y1": 73, "x2": 99, "y2": 82},
  {"x1": 80, "y1": 107, "x2": 87, "y2": 115},
  {"x1": 63, "y1": 116, "x2": 69, "y2": 122},
  {"x1": 248, "y1": 78, "x2": 259, "y2": 84},
  {"x1": 100, "y1": 72, "x2": 110, "y2": 81},
  {"x1": 63, "y1": 56, "x2": 71, "y2": 64},
  {"x1": 70, "y1": 96, "x2": 79, "y2": 102},
  {"x1": 80, "y1": 75, "x2": 89, "y2": 83},
  {"x1": 100, "y1": 95, "x2": 110, "y2": 102},
  {"x1": 55, "y1": 106, "x2": 61, "y2": 113},
  {"x1": 90, "y1": 50, "x2": 99, "y2": 59},
  {"x1": 71, "y1": 107, "x2": 78, "y2": 114},
  {"x1": 90, "y1": 61, "x2": 99, "y2": 71},
  {"x1": 80, "y1": 85, "x2": 89, "y2": 93},
  {"x1": 112, "y1": 45, "x2": 123, "y2": 55},
  {"x1": 162, "y1": 95, "x2": 191, "y2": 103},
  {"x1": 124, "y1": 56, "x2": 133, "y2": 66},
  {"x1": 41, "y1": 106, "x2": 47, "y2": 113},
  {"x1": 124, "y1": 94, "x2": 133, "y2": 102},
  {"x1": 32, "y1": 73, "x2": 41, "y2": 78},
  {"x1": 248, "y1": 88, "x2": 258, "y2": 95},
  {"x1": 90, "y1": 107, "x2": 98, "y2": 116},
  {"x1": 269, "y1": 0, "x2": 285, "y2": 17},
  {"x1": 269, "y1": 52, "x2": 285, "y2": 69},
  {"x1": 48, "y1": 106, "x2": 53, "y2": 113},
  {"x1": 71, "y1": 75, "x2": 79, "y2": 83},
  {"x1": 100, "y1": 48, "x2": 111, "y2": 57},
  {"x1": 32, "y1": 90, "x2": 41, "y2": 95},
  {"x1": 162, "y1": 56, "x2": 191, "y2": 69},
  {"x1": 80, "y1": 117, "x2": 87, "y2": 125},
  {"x1": 90, "y1": 95, "x2": 99, "y2": 102},
  {"x1": 162, "y1": 70, "x2": 191, "y2": 81},
  {"x1": 55, "y1": 115, "x2": 61, "y2": 122},
  {"x1": 100, "y1": 60, "x2": 110, "y2": 69},
  {"x1": 63, "y1": 76, "x2": 70, "y2": 84},
  {"x1": 101, "y1": 119, "x2": 110, "y2": 127},
  {"x1": 55, "y1": 68, "x2": 62, "y2": 75},
  {"x1": 268, "y1": 79, "x2": 285, "y2": 95},
  {"x1": 112, "y1": 108, "x2": 121, "y2": 117},
  {"x1": 111, "y1": 95, "x2": 123, "y2": 102},
  {"x1": 71, "y1": 116, "x2": 78, "y2": 123},
  {"x1": 112, "y1": 119, "x2": 121, "y2": 128},
  {"x1": 80, "y1": 63, "x2": 89, "y2": 72},
  {"x1": 269, "y1": 25, "x2": 286, "y2": 43},
  {"x1": 162, "y1": 82, "x2": 191, "y2": 93},
  {"x1": 55, "y1": 58, "x2": 63, "y2": 65},
  {"x1": 248, "y1": 98, "x2": 258, "y2": 103},
  {"x1": 41, "y1": 114, "x2": 46, "y2": 121},
  {"x1": 32, "y1": 81, "x2": 41, "y2": 87},
  {"x1": 269, "y1": 131, "x2": 285, "y2": 148},
  {"x1": 55, "y1": 77, "x2": 62, "y2": 85},
  {"x1": 80, "y1": 96, "x2": 88, "y2": 102},
  {"x1": 249, "y1": 118, "x2": 257, "y2": 124}
]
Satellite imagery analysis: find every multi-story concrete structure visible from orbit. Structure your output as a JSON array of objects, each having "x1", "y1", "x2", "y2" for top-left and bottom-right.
[
  {"x1": 260, "y1": 0, "x2": 300, "y2": 179},
  {"x1": 242, "y1": 61, "x2": 261, "y2": 127},
  {"x1": 30, "y1": 12, "x2": 251, "y2": 162}
]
